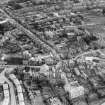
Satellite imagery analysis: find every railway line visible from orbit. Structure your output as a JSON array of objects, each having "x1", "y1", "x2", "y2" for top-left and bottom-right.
[{"x1": 0, "y1": 7, "x2": 60, "y2": 60}]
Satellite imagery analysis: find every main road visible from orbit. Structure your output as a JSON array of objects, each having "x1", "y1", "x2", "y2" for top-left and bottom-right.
[{"x1": 0, "y1": 67, "x2": 17, "y2": 105}]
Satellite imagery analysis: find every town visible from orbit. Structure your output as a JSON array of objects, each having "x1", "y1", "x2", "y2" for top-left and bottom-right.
[{"x1": 0, "y1": 0, "x2": 105, "y2": 105}]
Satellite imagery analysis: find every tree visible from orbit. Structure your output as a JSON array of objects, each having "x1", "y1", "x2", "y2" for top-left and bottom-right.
[{"x1": 8, "y1": 1, "x2": 22, "y2": 10}]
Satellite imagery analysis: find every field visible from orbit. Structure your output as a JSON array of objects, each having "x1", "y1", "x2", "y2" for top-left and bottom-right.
[{"x1": 82, "y1": 9, "x2": 105, "y2": 47}]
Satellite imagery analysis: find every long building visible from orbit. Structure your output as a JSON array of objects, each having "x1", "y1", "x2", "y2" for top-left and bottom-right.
[
  {"x1": 2, "y1": 83, "x2": 10, "y2": 105},
  {"x1": 9, "y1": 74, "x2": 25, "y2": 105}
]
